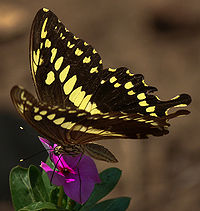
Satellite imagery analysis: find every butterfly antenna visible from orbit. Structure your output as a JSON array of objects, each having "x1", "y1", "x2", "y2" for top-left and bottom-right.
[
  {"x1": 74, "y1": 153, "x2": 84, "y2": 169},
  {"x1": 19, "y1": 149, "x2": 47, "y2": 162},
  {"x1": 50, "y1": 154, "x2": 63, "y2": 184}
]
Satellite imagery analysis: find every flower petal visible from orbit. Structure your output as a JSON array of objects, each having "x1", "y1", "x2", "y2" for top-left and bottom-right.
[
  {"x1": 77, "y1": 155, "x2": 101, "y2": 183},
  {"x1": 63, "y1": 171, "x2": 96, "y2": 204},
  {"x1": 40, "y1": 161, "x2": 65, "y2": 186},
  {"x1": 39, "y1": 137, "x2": 54, "y2": 153},
  {"x1": 63, "y1": 154, "x2": 100, "y2": 183}
]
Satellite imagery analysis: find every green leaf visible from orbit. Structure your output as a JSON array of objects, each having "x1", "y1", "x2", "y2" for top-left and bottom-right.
[
  {"x1": 90, "y1": 197, "x2": 131, "y2": 211},
  {"x1": 9, "y1": 166, "x2": 34, "y2": 211},
  {"x1": 28, "y1": 165, "x2": 49, "y2": 202},
  {"x1": 19, "y1": 201, "x2": 67, "y2": 211},
  {"x1": 79, "y1": 168, "x2": 121, "y2": 211},
  {"x1": 50, "y1": 187, "x2": 60, "y2": 205}
]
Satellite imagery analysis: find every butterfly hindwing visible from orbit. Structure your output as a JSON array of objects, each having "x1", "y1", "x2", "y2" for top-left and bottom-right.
[
  {"x1": 11, "y1": 85, "x2": 175, "y2": 146},
  {"x1": 10, "y1": 86, "x2": 89, "y2": 146}
]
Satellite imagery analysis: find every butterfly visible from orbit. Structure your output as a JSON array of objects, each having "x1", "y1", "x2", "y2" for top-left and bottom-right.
[{"x1": 10, "y1": 8, "x2": 191, "y2": 162}]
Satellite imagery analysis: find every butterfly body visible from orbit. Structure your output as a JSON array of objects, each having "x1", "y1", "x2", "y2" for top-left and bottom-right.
[{"x1": 10, "y1": 8, "x2": 191, "y2": 162}]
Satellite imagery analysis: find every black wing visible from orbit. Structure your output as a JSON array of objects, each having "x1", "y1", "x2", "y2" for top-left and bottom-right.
[
  {"x1": 30, "y1": 8, "x2": 191, "y2": 119},
  {"x1": 11, "y1": 86, "x2": 188, "y2": 145}
]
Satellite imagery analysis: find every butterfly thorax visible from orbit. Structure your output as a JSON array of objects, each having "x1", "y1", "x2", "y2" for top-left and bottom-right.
[{"x1": 54, "y1": 144, "x2": 83, "y2": 156}]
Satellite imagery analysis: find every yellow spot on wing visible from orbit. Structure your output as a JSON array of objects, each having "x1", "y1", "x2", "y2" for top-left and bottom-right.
[
  {"x1": 59, "y1": 65, "x2": 70, "y2": 83},
  {"x1": 33, "y1": 49, "x2": 40, "y2": 65},
  {"x1": 32, "y1": 62, "x2": 37, "y2": 74},
  {"x1": 77, "y1": 113, "x2": 86, "y2": 117},
  {"x1": 18, "y1": 104, "x2": 24, "y2": 113},
  {"x1": 119, "y1": 115, "x2": 127, "y2": 119},
  {"x1": 86, "y1": 127, "x2": 103, "y2": 134},
  {"x1": 20, "y1": 91, "x2": 26, "y2": 101},
  {"x1": 73, "y1": 90, "x2": 86, "y2": 107},
  {"x1": 68, "y1": 110, "x2": 76, "y2": 113},
  {"x1": 171, "y1": 95, "x2": 180, "y2": 100},
  {"x1": 53, "y1": 117, "x2": 65, "y2": 125},
  {"x1": 63, "y1": 75, "x2": 77, "y2": 95},
  {"x1": 108, "y1": 68, "x2": 116, "y2": 72},
  {"x1": 150, "y1": 113, "x2": 157, "y2": 117},
  {"x1": 145, "y1": 120, "x2": 154, "y2": 123},
  {"x1": 45, "y1": 71, "x2": 55, "y2": 85},
  {"x1": 99, "y1": 60, "x2": 102, "y2": 64},
  {"x1": 50, "y1": 48, "x2": 57, "y2": 63},
  {"x1": 47, "y1": 114, "x2": 56, "y2": 120},
  {"x1": 90, "y1": 103, "x2": 101, "y2": 114},
  {"x1": 93, "y1": 49, "x2": 97, "y2": 54},
  {"x1": 142, "y1": 79, "x2": 148, "y2": 86},
  {"x1": 75, "y1": 48, "x2": 83, "y2": 56},
  {"x1": 40, "y1": 110, "x2": 47, "y2": 115},
  {"x1": 26, "y1": 101, "x2": 32, "y2": 106},
  {"x1": 79, "y1": 94, "x2": 92, "y2": 110},
  {"x1": 146, "y1": 106, "x2": 155, "y2": 112},
  {"x1": 124, "y1": 81, "x2": 134, "y2": 89},
  {"x1": 137, "y1": 93, "x2": 146, "y2": 100},
  {"x1": 34, "y1": 107, "x2": 39, "y2": 113},
  {"x1": 151, "y1": 122, "x2": 158, "y2": 126},
  {"x1": 61, "y1": 122, "x2": 75, "y2": 129},
  {"x1": 110, "y1": 76, "x2": 117, "y2": 83},
  {"x1": 126, "y1": 69, "x2": 134, "y2": 76},
  {"x1": 174, "y1": 104, "x2": 188, "y2": 108},
  {"x1": 39, "y1": 57, "x2": 44, "y2": 65},
  {"x1": 58, "y1": 108, "x2": 66, "y2": 111},
  {"x1": 43, "y1": 8, "x2": 49, "y2": 12},
  {"x1": 67, "y1": 41, "x2": 75, "y2": 48},
  {"x1": 69, "y1": 86, "x2": 83, "y2": 104},
  {"x1": 79, "y1": 126, "x2": 87, "y2": 132},
  {"x1": 114, "y1": 82, "x2": 121, "y2": 88},
  {"x1": 139, "y1": 100, "x2": 149, "y2": 106},
  {"x1": 45, "y1": 39, "x2": 51, "y2": 48},
  {"x1": 84, "y1": 42, "x2": 88, "y2": 46},
  {"x1": 55, "y1": 56, "x2": 64, "y2": 71},
  {"x1": 41, "y1": 18, "x2": 48, "y2": 39},
  {"x1": 85, "y1": 102, "x2": 92, "y2": 112},
  {"x1": 83, "y1": 56, "x2": 91, "y2": 63},
  {"x1": 90, "y1": 67, "x2": 98, "y2": 73},
  {"x1": 34, "y1": 115, "x2": 42, "y2": 121},
  {"x1": 137, "y1": 119, "x2": 146, "y2": 122}
]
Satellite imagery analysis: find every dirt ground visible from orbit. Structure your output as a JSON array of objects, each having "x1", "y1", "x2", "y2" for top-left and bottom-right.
[{"x1": 0, "y1": 0, "x2": 199, "y2": 210}]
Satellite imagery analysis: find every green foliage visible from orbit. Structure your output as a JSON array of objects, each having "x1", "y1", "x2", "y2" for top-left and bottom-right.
[{"x1": 10, "y1": 164, "x2": 130, "y2": 211}]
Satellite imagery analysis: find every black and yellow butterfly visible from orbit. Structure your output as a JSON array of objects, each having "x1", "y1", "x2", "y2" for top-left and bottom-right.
[{"x1": 10, "y1": 8, "x2": 191, "y2": 162}]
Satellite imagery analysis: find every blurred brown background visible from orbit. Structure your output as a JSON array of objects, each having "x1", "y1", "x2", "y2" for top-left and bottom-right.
[{"x1": 0, "y1": 0, "x2": 199, "y2": 210}]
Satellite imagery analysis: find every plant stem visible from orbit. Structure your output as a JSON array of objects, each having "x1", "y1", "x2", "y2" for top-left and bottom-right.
[
  {"x1": 57, "y1": 186, "x2": 64, "y2": 207},
  {"x1": 66, "y1": 197, "x2": 76, "y2": 210}
]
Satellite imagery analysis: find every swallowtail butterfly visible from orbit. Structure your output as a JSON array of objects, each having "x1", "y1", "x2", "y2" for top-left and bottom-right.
[{"x1": 10, "y1": 8, "x2": 191, "y2": 162}]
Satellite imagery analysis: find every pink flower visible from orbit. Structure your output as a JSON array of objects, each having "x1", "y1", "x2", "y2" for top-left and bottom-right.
[{"x1": 39, "y1": 137, "x2": 101, "y2": 204}]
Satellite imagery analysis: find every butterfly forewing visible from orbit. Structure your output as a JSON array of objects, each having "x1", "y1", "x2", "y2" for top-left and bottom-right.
[
  {"x1": 30, "y1": 8, "x2": 103, "y2": 109},
  {"x1": 30, "y1": 8, "x2": 191, "y2": 118}
]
